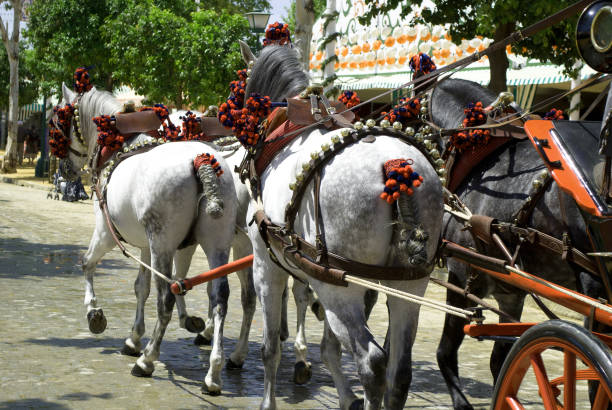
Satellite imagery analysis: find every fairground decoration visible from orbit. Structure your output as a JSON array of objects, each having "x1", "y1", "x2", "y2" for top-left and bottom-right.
[
  {"x1": 73, "y1": 66, "x2": 93, "y2": 94},
  {"x1": 263, "y1": 22, "x2": 291, "y2": 47},
  {"x1": 449, "y1": 101, "x2": 491, "y2": 152},
  {"x1": 179, "y1": 111, "x2": 206, "y2": 141},
  {"x1": 338, "y1": 90, "x2": 360, "y2": 109},
  {"x1": 382, "y1": 97, "x2": 421, "y2": 127},
  {"x1": 93, "y1": 115, "x2": 125, "y2": 151},
  {"x1": 194, "y1": 153, "x2": 223, "y2": 177},
  {"x1": 380, "y1": 159, "x2": 423, "y2": 204},
  {"x1": 543, "y1": 108, "x2": 566, "y2": 120},
  {"x1": 218, "y1": 72, "x2": 272, "y2": 148},
  {"x1": 409, "y1": 52, "x2": 437, "y2": 78},
  {"x1": 48, "y1": 104, "x2": 76, "y2": 158}
]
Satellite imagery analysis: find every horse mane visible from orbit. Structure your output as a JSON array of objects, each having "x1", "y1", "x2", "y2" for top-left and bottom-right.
[
  {"x1": 78, "y1": 87, "x2": 123, "y2": 158},
  {"x1": 245, "y1": 45, "x2": 310, "y2": 101},
  {"x1": 430, "y1": 78, "x2": 498, "y2": 129}
]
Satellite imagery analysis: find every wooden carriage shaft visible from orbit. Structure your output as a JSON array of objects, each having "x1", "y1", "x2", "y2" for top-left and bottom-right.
[{"x1": 446, "y1": 242, "x2": 612, "y2": 327}]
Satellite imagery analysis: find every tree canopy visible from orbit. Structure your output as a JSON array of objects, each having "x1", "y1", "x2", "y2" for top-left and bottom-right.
[
  {"x1": 25, "y1": 0, "x2": 265, "y2": 107},
  {"x1": 360, "y1": 0, "x2": 580, "y2": 92}
]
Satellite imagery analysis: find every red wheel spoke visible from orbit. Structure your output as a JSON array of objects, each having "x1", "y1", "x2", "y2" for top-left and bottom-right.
[
  {"x1": 505, "y1": 395, "x2": 524, "y2": 410},
  {"x1": 593, "y1": 383, "x2": 611, "y2": 410},
  {"x1": 563, "y1": 350, "x2": 576, "y2": 410},
  {"x1": 531, "y1": 353, "x2": 557, "y2": 409}
]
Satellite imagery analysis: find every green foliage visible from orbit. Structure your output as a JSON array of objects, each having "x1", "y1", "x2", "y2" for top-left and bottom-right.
[
  {"x1": 26, "y1": 0, "x2": 117, "y2": 95},
  {"x1": 360, "y1": 0, "x2": 581, "y2": 79},
  {"x1": 0, "y1": 43, "x2": 39, "y2": 110},
  {"x1": 103, "y1": 1, "x2": 257, "y2": 107},
  {"x1": 25, "y1": 0, "x2": 261, "y2": 107}
]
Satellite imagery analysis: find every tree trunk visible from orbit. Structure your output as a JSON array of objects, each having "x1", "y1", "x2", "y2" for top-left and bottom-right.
[
  {"x1": 295, "y1": 0, "x2": 315, "y2": 71},
  {"x1": 1, "y1": 0, "x2": 23, "y2": 174},
  {"x1": 488, "y1": 23, "x2": 514, "y2": 94}
]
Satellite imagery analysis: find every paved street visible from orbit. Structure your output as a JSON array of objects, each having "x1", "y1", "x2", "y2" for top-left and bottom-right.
[{"x1": 0, "y1": 182, "x2": 580, "y2": 409}]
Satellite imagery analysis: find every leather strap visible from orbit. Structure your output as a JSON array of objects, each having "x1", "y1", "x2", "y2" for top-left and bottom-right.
[
  {"x1": 513, "y1": 172, "x2": 553, "y2": 226},
  {"x1": 114, "y1": 111, "x2": 162, "y2": 134},
  {"x1": 497, "y1": 223, "x2": 599, "y2": 276}
]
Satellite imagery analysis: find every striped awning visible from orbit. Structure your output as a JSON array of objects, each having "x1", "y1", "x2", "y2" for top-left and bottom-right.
[
  {"x1": 338, "y1": 64, "x2": 599, "y2": 91},
  {"x1": 18, "y1": 103, "x2": 45, "y2": 121}
]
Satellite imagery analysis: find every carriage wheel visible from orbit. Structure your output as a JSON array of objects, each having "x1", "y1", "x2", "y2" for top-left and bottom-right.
[{"x1": 492, "y1": 320, "x2": 612, "y2": 410}]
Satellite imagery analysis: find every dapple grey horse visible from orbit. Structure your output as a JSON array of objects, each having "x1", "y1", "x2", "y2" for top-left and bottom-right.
[
  {"x1": 431, "y1": 78, "x2": 609, "y2": 409},
  {"x1": 240, "y1": 42, "x2": 444, "y2": 409},
  {"x1": 59, "y1": 84, "x2": 238, "y2": 394}
]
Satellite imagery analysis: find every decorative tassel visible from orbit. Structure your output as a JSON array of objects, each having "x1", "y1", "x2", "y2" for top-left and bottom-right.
[
  {"x1": 338, "y1": 90, "x2": 360, "y2": 109},
  {"x1": 48, "y1": 104, "x2": 76, "y2": 158},
  {"x1": 73, "y1": 66, "x2": 93, "y2": 94},
  {"x1": 449, "y1": 101, "x2": 491, "y2": 152},
  {"x1": 92, "y1": 115, "x2": 125, "y2": 151},
  {"x1": 409, "y1": 52, "x2": 436, "y2": 79},
  {"x1": 263, "y1": 22, "x2": 291, "y2": 47},
  {"x1": 382, "y1": 97, "x2": 421, "y2": 127},
  {"x1": 380, "y1": 159, "x2": 423, "y2": 204},
  {"x1": 543, "y1": 108, "x2": 565, "y2": 120}
]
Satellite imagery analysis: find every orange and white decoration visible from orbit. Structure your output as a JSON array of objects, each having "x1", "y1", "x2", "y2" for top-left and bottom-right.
[{"x1": 308, "y1": 0, "x2": 511, "y2": 77}]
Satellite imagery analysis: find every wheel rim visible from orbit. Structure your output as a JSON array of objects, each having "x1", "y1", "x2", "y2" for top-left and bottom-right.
[{"x1": 494, "y1": 337, "x2": 612, "y2": 410}]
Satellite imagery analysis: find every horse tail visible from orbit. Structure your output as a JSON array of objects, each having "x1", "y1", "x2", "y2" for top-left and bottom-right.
[
  {"x1": 193, "y1": 153, "x2": 224, "y2": 218},
  {"x1": 395, "y1": 193, "x2": 429, "y2": 266}
]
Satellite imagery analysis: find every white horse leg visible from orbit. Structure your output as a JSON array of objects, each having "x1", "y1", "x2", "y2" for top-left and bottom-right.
[
  {"x1": 318, "y1": 285, "x2": 387, "y2": 410},
  {"x1": 201, "y1": 250, "x2": 230, "y2": 395},
  {"x1": 291, "y1": 279, "x2": 313, "y2": 385},
  {"x1": 132, "y1": 250, "x2": 174, "y2": 377},
  {"x1": 81, "y1": 222, "x2": 116, "y2": 334},
  {"x1": 227, "y1": 237, "x2": 257, "y2": 369},
  {"x1": 254, "y1": 258, "x2": 288, "y2": 410},
  {"x1": 121, "y1": 248, "x2": 151, "y2": 357},
  {"x1": 320, "y1": 319, "x2": 360, "y2": 409},
  {"x1": 173, "y1": 245, "x2": 206, "y2": 333},
  {"x1": 193, "y1": 282, "x2": 215, "y2": 346},
  {"x1": 382, "y1": 277, "x2": 428, "y2": 409}
]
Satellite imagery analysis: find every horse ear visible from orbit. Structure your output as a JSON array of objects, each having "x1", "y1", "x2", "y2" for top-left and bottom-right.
[
  {"x1": 61, "y1": 82, "x2": 76, "y2": 102},
  {"x1": 239, "y1": 40, "x2": 256, "y2": 66}
]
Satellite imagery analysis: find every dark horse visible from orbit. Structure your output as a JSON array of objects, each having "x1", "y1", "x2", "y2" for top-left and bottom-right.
[{"x1": 431, "y1": 78, "x2": 608, "y2": 409}]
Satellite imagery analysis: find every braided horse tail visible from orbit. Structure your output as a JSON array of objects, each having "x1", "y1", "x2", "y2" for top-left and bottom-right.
[{"x1": 193, "y1": 153, "x2": 224, "y2": 218}]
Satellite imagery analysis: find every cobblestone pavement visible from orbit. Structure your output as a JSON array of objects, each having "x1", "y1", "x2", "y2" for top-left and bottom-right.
[{"x1": 0, "y1": 182, "x2": 584, "y2": 409}]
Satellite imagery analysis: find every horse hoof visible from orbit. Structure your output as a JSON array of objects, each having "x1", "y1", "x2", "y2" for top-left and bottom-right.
[
  {"x1": 121, "y1": 343, "x2": 140, "y2": 357},
  {"x1": 131, "y1": 364, "x2": 153, "y2": 378},
  {"x1": 201, "y1": 382, "x2": 221, "y2": 396},
  {"x1": 311, "y1": 300, "x2": 325, "y2": 321},
  {"x1": 349, "y1": 399, "x2": 364, "y2": 410},
  {"x1": 87, "y1": 309, "x2": 107, "y2": 334},
  {"x1": 293, "y1": 361, "x2": 312, "y2": 385},
  {"x1": 185, "y1": 316, "x2": 206, "y2": 333},
  {"x1": 226, "y1": 358, "x2": 243, "y2": 370},
  {"x1": 194, "y1": 334, "x2": 212, "y2": 346}
]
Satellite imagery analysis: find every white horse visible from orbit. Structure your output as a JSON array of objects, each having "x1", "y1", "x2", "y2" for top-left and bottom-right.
[
  {"x1": 240, "y1": 43, "x2": 444, "y2": 409},
  {"x1": 58, "y1": 84, "x2": 238, "y2": 394},
  {"x1": 171, "y1": 109, "x2": 325, "y2": 383}
]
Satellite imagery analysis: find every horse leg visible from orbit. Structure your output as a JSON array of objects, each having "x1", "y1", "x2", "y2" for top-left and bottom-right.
[
  {"x1": 227, "y1": 238, "x2": 256, "y2": 370},
  {"x1": 132, "y1": 250, "x2": 174, "y2": 377},
  {"x1": 254, "y1": 258, "x2": 288, "y2": 410},
  {"x1": 201, "y1": 251, "x2": 230, "y2": 395},
  {"x1": 173, "y1": 245, "x2": 206, "y2": 333},
  {"x1": 194, "y1": 284, "x2": 215, "y2": 346},
  {"x1": 436, "y1": 267, "x2": 475, "y2": 410},
  {"x1": 280, "y1": 284, "x2": 289, "y2": 342},
  {"x1": 292, "y1": 279, "x2": 313, "y2": 385},
  {"x1": 320, "y1": 320, "x2": 360, "y2": 409},
  {"x1": 82, "y1": 223, "x2": 115, "y2": 334},
  {"x1": 382, "y1": 277, "x2": 428, "y2": 409},
  {"x1": 318, "y1": 286, "x2": 387, "y2": 410},
  {"x1": 364, "y1": 289, "x2": 378, "y2": 321},
  {"x1": 490, "y1": 292, "x2": 524, "y2": 382},
  {"x1": 121, "y1": 248, "x2": 151, "y2": 357}
]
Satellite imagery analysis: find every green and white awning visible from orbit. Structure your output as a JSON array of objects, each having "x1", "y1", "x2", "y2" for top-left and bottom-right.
[
  {"x1": 337, "y1": 64, "x2": 599, "y2": 91},
  {"x1": 18, "y1": 103, "x2": 45, "y2": 121}
]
